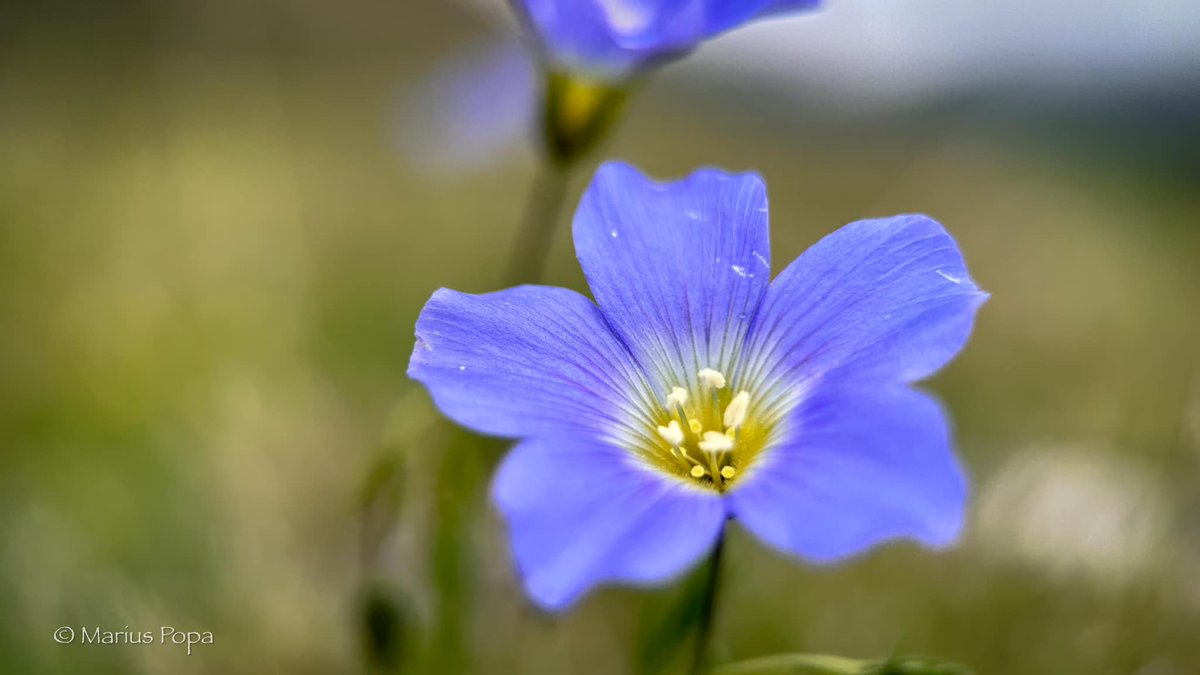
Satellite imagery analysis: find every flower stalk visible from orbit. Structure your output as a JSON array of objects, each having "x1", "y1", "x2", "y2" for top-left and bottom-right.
[
  {"x1": 689, "y1": 530, "x2": 727, "y2": 675},
  {"x1": 503, "y1": 160, "x2": 569, "y2": 286},
  {"x1": 504, "y1": 71, "x2": 628, "y2": 285}
]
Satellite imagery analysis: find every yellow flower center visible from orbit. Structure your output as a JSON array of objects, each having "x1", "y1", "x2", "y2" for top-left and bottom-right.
[{"x1": 644, "y1": 367, "x2": 773, "y2": 492}]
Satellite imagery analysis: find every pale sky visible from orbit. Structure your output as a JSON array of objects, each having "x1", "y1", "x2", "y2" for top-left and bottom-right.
[{"x1": 688, "y1": 0, "x2": 1200, "y2": 103}]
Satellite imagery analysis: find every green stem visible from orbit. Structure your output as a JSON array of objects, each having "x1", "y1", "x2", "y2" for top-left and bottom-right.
[
  {"x1": 689, "y1": 532, "x2": 727, "y2": 675},
  {"x1": 501, "y1": 69, "x2": 631, "y2": 285},
  {"x1": 503, "y1": 161, "x2": 570, "y2": 286}
]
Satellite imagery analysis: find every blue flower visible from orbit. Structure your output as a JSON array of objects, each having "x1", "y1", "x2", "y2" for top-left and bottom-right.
[
  {"x1": 409, "y1": 162, "x2": 987, "y2": 611},
  {"x1": 514, "y1": 0, "x2": 823, "y2": 76}
]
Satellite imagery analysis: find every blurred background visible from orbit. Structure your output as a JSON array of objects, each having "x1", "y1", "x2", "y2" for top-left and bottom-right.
[{"x1": 2, "y1": 1, "x2": 1198, "y2": 673}]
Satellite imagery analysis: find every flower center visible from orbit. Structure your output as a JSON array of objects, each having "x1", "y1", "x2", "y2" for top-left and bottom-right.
[{"x1": 645, "y1": 367, "x2": 771, "y2": 492}]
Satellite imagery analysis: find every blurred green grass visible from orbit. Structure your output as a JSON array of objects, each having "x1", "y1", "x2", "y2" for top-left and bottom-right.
[{"x1": 1, "y1": 2, "x2": 1198, "y2": 674}]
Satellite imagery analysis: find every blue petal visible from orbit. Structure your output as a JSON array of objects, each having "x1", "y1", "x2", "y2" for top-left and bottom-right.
[
  {"x1": 757, "y1": 0, "x2": 824, "y2": 17},
  {"x1": 599, "y1": 0, "x2": 706, "y2": 50},
  {"x1": 493, "y1": 435, "x2": 725, "y2": 611},
  {"x1": 518, "y1": 0, "x2": 821, "y2": 74},
  {"x1": 743, "y1": 215, "x2": 987, "y2": 394},
  {"x1": 612, "y1": 1, "x2": 823, "y2": 52},
  {"x1": 728, "y1": 384, "x2": 967, "y2": 562},
  {"x1": 573, "y1": 162, "x2": 771, "y2": 389},
  {"x1": 521, "y1": 0, "x2": 646, "y2": 73},
  {"x1": 408, "y1": 285, "x2": 655, "y2": 441}
]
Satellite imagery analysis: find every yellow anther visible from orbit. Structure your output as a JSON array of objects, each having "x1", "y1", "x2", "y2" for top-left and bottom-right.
[
  {"x1": 723, "y1": 391, "x2": 750, "y2": 429},
  {"x1": 698, "y1": 430, "x2": 734, "y2": 453},
  {"x1": 690, "y1": 465, "x2": 707, "y2": 478},
  {"x1": 656, "y1": 420, "x2": 685, "y2": 447},
  {"x1": 697, "y1": 368, "x2": 726, "y2": 389},
  {"x1": 666, "y1": 386, "x2": 689, "y2": 408},
  {"x1": 720, "y1": 466, "x2": 736, "y2": 479},
  {"x1": 688, "y1": 419, "x2": 703, "y2": 434}
]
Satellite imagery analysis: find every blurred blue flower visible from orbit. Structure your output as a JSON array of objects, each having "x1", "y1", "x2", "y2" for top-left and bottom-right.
[
  {"x1": 396, "y1": 3, "x2": 825, "y2": 171},
  {"x1": 409, "y1": 162, "x2": 987, "y2": 611},
  {"x1": 514, "y1": 0, "x2": 823, "y2": 75},
  {"x1": 396, "y1": 39, "x2": 536, "y2": 172}
]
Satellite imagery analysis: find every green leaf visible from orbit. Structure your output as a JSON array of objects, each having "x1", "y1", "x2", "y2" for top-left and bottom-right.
[
  {"x1": 711, "y1": 653, "x2": 873, "y2": 674},
  {"x1": 712, "y1": 654, "x2": 972, "y2": 675},
  {"x1": 871, "y1": 656, "x2": 973, "y2": 675}
]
